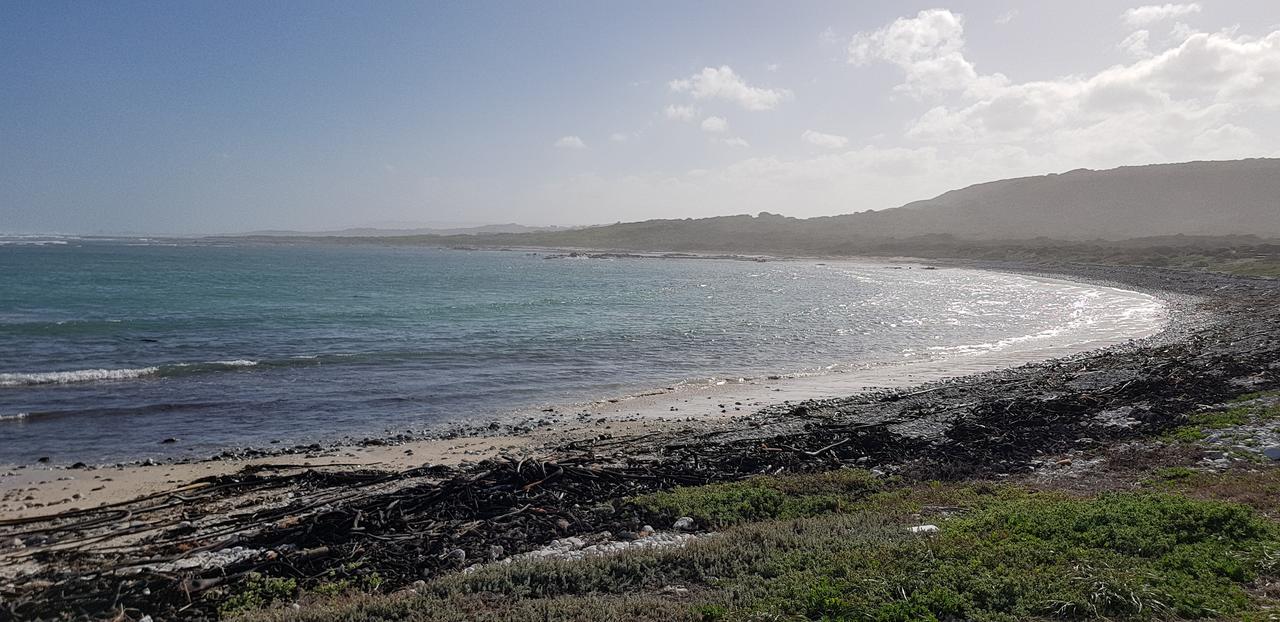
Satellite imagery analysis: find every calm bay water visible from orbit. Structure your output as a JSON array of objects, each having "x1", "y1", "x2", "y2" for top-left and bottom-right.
[{"x1": 0, "y1": 239, "x2": 1164, "y2": 463}]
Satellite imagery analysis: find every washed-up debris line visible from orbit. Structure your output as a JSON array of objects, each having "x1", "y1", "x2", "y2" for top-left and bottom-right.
[{"x1": 2, "y1": 264, "x2": 1278, "y2": 621}]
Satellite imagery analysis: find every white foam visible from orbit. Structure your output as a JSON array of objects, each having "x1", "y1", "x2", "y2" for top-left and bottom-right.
[
  {"x1": 0, "y1": 366, "x2": 160, "y2": 387},
  {"x1": 0, "y1": 359, "x2": 261, "y2": 387}
]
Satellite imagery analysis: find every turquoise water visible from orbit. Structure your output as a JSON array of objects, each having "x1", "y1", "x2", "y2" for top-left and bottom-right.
[{"x1": 0, "y1": 238, "x2": 1160, "y2": 463}]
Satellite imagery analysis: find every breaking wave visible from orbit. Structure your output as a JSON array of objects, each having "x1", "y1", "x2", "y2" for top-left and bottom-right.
[{"x1": 0, "y1": 359, "x2": 260, "y2": 387}]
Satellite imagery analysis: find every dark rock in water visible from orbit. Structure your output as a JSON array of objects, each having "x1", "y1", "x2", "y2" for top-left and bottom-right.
[
  {"x1": 160, "y1": 438, "x2": 178, "y2": 444},
  {"x1": 69, "y1": 462, "x2": 87, "y2": 469},
  {"x1": 36, "y1": 457, "x2": 50, "y2": 463}
]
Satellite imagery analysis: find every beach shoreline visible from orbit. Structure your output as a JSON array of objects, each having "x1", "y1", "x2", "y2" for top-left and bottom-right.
[
  {"x1": 0, "y1": 265, "x2": 1171, "y2": 520},
  {"x1": 4, "y1": 261, "x2": 1277, "y2": 620}
]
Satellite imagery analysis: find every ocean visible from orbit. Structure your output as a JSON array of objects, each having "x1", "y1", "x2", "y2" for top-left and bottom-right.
[{"x1": 0, "y1": 238, "x2": 1165, "y2": 463}]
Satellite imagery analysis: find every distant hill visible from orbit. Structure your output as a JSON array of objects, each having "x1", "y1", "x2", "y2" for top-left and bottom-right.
[
  {"x1": 243, "y1": 159, "x2": 1280, "y2": 257},
  {"x1": 399, "y1": 159, "x2": 1280, "y2": 253},
  {"x1": 238, "y1": 223, "x2": 567, "y2": 237},
  {"x1": 881, "y1": 159, "x2": 1280, "y2": 240}
]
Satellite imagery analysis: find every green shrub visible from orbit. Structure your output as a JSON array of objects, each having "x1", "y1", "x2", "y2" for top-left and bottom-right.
[
  {"x1": 632, "y1": 468, "x2": 884, "y2": 526},
  {"x1": 220, "y1": 574, "x2": 298, "y2": 617}
]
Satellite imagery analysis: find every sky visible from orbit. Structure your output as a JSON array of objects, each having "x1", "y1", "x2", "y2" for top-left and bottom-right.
[{"x1": 2, "y1": 1, "x2": 1279, "y2": 234}]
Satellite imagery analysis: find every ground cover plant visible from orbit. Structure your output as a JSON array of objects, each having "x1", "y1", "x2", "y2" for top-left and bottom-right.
[{"x1": 241, "y1": 467, "x2": 1280, "y2": 622}]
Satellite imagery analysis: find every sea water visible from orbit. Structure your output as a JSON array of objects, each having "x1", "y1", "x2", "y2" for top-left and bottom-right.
[{"x1": 0, "y1": 238, "x2": 1164, "y2": 463}]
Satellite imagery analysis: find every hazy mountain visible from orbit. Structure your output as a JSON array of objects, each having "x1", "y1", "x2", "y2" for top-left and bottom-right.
[
  {"x1": 876, "y1": 159, "x2": 1280, "y2": 240},
  {"x1": 396, "y1": 159, "x2": 1280, "y2": 253},
  {"x1": 238, "y1": 223, "x2": 567, "y2": 237}
]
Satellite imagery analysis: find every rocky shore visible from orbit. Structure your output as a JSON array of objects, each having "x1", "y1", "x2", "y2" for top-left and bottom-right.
[{"x1": 2, "y1": 262, "x2": 1277, "y2": 621}]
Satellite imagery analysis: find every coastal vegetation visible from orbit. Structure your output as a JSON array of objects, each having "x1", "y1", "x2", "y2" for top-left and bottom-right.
[
  {"x1": 239, "y1": 467, "x2": 1280, "y2": 621},
  {"x1": 234, "y1": 395, "x2": 1280, "y2": 621}
]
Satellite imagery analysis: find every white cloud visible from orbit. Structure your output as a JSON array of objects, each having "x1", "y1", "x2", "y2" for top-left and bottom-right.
[
  {"x1": 848, "y1": 9, "x2": 1008, "y2": 97},
  {"x1": 848, "y1": 8, "x2": 1280, "y2": 170},
  {"x1": 766, "y1": 62, "x2": 781, "y2": 72},
  {"x1": 554, "y1": 136, "x2": 586, "y2": 149},
  {"x1": 507, "y1": 7, "x2": 1280, "y2": 226},
  {"x1": 1123, "y1": 3, "x2": 1202, "y2": 26},
  {"x1": 664, "y1": 104, "x2": 698, "y2": 121},
  {"x1": 995, "y1": 10, "x2": 1018, "y2": 25},
  {"x1": 669, "y1": 66, "x2": 792, "y2": 111},
  {"x1": 700, "y1": 116, "x2": 728, "y2": 133},
  {"x1": 802, "y1": 129, "x2": 849, "y2": 149},
  {"x1": 1119, "y1": 30, "x2": 1152, "y2": 56}
]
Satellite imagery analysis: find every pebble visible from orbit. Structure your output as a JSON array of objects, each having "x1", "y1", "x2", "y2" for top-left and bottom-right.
[
  {"x1": 908, "y1": 525, "x2": 940, "y2": 534},
  {"x1": 673, "y1": 516, "x2": 696, "y2": 531},
  {"x1": 1263, "y1": 446, "x2": 1280, "y2": 460}
]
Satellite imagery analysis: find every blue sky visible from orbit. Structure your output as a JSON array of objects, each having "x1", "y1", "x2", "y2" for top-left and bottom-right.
[{"x1": 3, "y1": 1, "x2": 1278, "y2": 233}]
